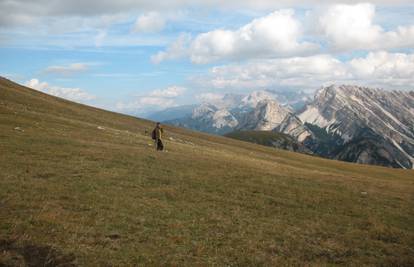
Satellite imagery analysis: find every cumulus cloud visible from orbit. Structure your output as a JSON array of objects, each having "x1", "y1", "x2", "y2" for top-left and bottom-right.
[
  {"x1": 115, "y1": 85, "x2": 187, "y2": 113},
  {"x1": 194, "y1": 51, "x2": 414, "y2": 90},
  {"x1": 44, "y1": 63, "x2": 91, "y2": 75},
  {"x1": 317, "y1": 3, "x2": 414, "y2": 50},
  {"x1": 25, "y1": 79, "x2": 96, "y2": 102},
  {"x1": 151, "y1": 3, "x2": 414, "y2": 64},
  {"x1": 149, "y1": 86, "x2": 186, "y2": 97},
  {"x1": 349, "y1": 51, "x2": 414, "y2": 87},
  {"x1": 132, "y1": 12, "x2": 165, "y2": 33},
  {"x1": 196, "y1": 54, "x2": 346, "y2": 89},
  {"x1": 153, "y1": 9, "x2": 318, "y2": 64}
]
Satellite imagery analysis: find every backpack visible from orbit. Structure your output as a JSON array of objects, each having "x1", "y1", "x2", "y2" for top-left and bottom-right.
[{"x1": 151, "y1": 129, "x2": 156, "y2": 140}]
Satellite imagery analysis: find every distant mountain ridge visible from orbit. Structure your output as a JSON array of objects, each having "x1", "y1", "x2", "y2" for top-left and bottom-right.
[
  {"x1": 299, "y1": 85, "x2": 414, "y2": 169},
  {"x1": 162, "y1": 85, "x2": 414, "y2": 169},
  {"x1": 164, "y1": 90, "x2": 308, "y2": 135}
]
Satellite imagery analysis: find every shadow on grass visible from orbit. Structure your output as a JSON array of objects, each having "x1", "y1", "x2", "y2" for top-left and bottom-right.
[{"x1": 0, "y1": 239, "x2": 76, "y2": 266}]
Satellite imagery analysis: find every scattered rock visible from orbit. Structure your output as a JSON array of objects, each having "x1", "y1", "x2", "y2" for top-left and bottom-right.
[
  {"x1": 97, "y1": 126, "x2": 105, "y2": 130},
  {"x1": 14, "y1": 127, "x2": 24, "y2": 132},
  {"x1": 361, "y1": 191, "x2": 368, "y2": 195}
]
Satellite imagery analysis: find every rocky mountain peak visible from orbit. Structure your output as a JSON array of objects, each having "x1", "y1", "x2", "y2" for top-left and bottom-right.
[
  {"x1": 240, "y1": 90, "x2": 275, "y2": 108},
  {"x1": 205, "y1": 93, "x2": 244, "y2": 109},
  {"x1": 192, "y1": 103, "x2": 217, "y2": 119},
  {"x1": 314, "y1": 84, "x2": 362, "y2": 105},
  {"x1": 300, "y1": 84, "x2": 414, "y2": 168},
  {"x1": 238, "y1": 99, "x2": 290, "y2": 131}
]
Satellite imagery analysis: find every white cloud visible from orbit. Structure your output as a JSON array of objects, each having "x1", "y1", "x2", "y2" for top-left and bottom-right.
[
  {"x1": 138, "y1": 97, "x2": 175, "y2": 107},
  {"x1": 317, "y1": 3, "x2": 414, "y2": 50},
  {"x1": 1, "y1": 0, "x2": 413, "y2": 28},
  {"x1": 151, "y1": 33, "x2": 191, "y2": 64},
  {"x1": 132, "y1": 12, "x2": 165, "y2": 33},
  {"x1": 25, "y1": 79, "x2": 96, "y2": 102},
  {"x1": 43, "y1": 14, "x2": 129, "y2": 35},
  {"x1": 115, "y1": 85, "x2": 187, "y2": 113},
  {"x1": 194, "y1": 51, "x2": 414, "y2": 90},
  {"x1": 150, "y1": 3, "x2": 414, "y2": 63},
  {"x1": 317, "y1": 3, "x2": 381, "y2": 50},
  {"x1": 26, "y1": 79, "x2": 49, "y2": 91},
  {"x1": 44, "y1": 63, "x2": 91, "y2": 75},
  {"x1": 153, "y1": 9, "x2": 318, "y2": 64},
  {"x1": 149, "y1": 86, "x2": 186, "y2": 98},
  {"x1": 349, "y1": 51, "x2": 414, "y2": 87},
  {"x1": 197, "y1": 54, "x2": 347, "y2": 89},
  {"x1": 3, "y1": 1, "x2": 413, "y2": 54}
]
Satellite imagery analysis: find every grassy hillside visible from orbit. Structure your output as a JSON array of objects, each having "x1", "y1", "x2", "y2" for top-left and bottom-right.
[
  {"x1": 225, "y1": 130, "x2": 311, "y2": 153},
  {"x1": 226, "y1": 130, "x2": 294, "y2": 143},
  {"x1": 0, "y1": 77, "x2": 413, "y2": 266}
]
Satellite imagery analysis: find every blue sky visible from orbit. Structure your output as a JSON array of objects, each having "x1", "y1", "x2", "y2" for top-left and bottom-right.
[{"x1": 1, "y1": 1, "x2": 413, "y2": 116}]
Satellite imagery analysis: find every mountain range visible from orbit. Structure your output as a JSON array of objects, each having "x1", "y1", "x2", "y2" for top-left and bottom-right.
[{"x1": 154, "y1": 85, "x2": 414, "y2": 169}]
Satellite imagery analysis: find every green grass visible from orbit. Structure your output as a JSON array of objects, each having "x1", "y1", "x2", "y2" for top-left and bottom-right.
[
  {"x1": 1, "y1": 77, "x2": 413, "y2": 266},
  {"x1": 225, "y1": 130, "x2": 298, "y2": 147},
  {"x1": 226, "y1": 130, "x2": 293, "y2": 142}
]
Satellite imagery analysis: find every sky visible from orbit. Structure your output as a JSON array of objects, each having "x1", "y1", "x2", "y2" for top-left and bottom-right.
[{"x1": 1, "y1": 0, "x2": 413, "y2": 115}]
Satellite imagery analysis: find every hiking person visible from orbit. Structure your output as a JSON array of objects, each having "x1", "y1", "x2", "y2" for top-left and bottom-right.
[{"x1": 152, "y1": 122, "x2": 164, "y2": 151}]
